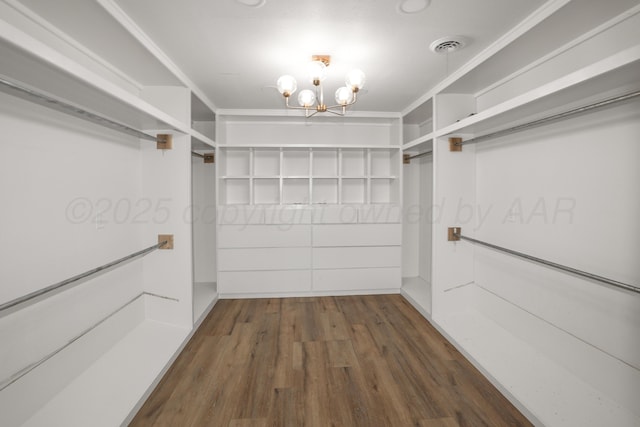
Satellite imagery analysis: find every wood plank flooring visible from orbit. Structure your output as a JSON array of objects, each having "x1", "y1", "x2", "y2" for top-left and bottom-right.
[{"x1": 130, "y1": 295, "x2": 532, "y2": 426}]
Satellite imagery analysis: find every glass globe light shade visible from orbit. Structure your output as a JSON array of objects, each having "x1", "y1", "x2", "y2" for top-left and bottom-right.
[
  {"x1": 346, "y1": 69, "x2": 366, "y2": 91},
  {"x1": 298, "y1": 89, "x2": 316, "y2": 107},
  {"x1": 276, "y1": 75, "x2": 297, "y2": 96},
  {"x1": 335, "y1": 87, "x2": 354, "y2": 105},
  {"x1": 308, "y1": 60, "x2": 327, "y2": 83}
]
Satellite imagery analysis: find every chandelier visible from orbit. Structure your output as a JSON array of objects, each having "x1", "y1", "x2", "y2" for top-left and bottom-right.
[{"x1": 276, "y1": 55, "x2": 366, "y2": 117}]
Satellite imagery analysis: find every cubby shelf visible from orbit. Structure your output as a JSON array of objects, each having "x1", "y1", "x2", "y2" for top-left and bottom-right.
[{"x1": 217, "y1": 146, "x2": 401, "y2": 206}]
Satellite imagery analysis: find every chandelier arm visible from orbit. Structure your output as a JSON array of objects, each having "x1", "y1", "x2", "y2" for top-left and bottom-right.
[
  {"x1": 324, "y1": 108, "x2": 346, "y2": 116},
  {"x1": 284, "y1": 96, "x2": 313, "y2": 111},
  {"x1": 325, "y1": 90, "x2": 359, "y2": 112}
]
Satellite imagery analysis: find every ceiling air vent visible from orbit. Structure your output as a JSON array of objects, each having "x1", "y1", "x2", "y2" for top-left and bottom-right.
[{"x1": 429, "y1": 36, "x2": 468, "y2": 54}]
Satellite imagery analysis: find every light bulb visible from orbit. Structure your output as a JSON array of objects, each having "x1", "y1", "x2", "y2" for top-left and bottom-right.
[
  {"x1": 335, "y1": 87, "x2": 354, "y2": 105},
  {"x1": 276, "y1": 75, "x2": 297, "y2": 96},
  {"x1": 308, "y1": 60, "x2": 327, "y2": 84},
  {"x1": 346, "y1": 69, "x2": 366, "y2": 91},
  {"x1": 298, "y1": 89, "x2": 316, "y2": 107}
]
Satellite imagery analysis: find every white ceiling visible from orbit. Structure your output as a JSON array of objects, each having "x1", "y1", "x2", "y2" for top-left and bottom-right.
[{"x1": 13, "y1": 0, "x2": 554, "y2": 114}]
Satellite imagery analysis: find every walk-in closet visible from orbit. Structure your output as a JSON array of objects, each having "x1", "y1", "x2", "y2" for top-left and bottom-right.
[{"x1": 1, "y1": 0, "x2": 639, "y2": 426}]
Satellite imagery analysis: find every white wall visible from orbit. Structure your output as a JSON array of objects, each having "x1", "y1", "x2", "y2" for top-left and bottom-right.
[
  {"x1": 192, "y1": 156, "x2": 216, "y2": 282},
  {"x1": 418, "y1": 156, "x2": 432, "y2": 281},
  {"x1": 401, "y1": 154, "x2": 433, "y2": 282}
]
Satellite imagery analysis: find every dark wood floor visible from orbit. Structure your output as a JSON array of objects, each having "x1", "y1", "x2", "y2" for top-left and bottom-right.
[{"x1": 130, "y1": 294, "x2": 532, "y2": 427}]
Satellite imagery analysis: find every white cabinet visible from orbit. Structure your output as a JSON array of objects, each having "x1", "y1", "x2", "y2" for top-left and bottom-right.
[{"x1": 215, "y1": 114, "x2": 403, "y2": 296}]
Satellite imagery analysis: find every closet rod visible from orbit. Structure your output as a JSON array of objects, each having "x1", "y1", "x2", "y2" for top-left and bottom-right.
[
  {"x1": 0, "y1": 77, "x2": 157, "y2": 141},
  {"x1": 191, "y1": 151, "x2": 205, "y2": 158},
  {"x1": 454, "y1": 233, "x2": 640, "y2": 294},
  {"x1": 0, "y1": 240, "x2": 169, "y2": 315},
  {"x1": 407, "y1": 150, "x2": 433, "y2": 160},
  {"x1": 456, "y1": 90, "x2": 640, "y2": 147}
]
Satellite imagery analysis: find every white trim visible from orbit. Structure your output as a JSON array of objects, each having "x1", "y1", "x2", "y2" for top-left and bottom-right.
[
  {"x1": 217, "y1": 108, "x2": 402, "y2": 119},
  {"x1": 96, "y1": 0, "x2": 218, "y2": 114},
  {"x1": 2, "y1": 0, "x2": 143, "y2": 92},
  {"x1": 218, "y1": 288, "x2": 400, "y2": 299}
]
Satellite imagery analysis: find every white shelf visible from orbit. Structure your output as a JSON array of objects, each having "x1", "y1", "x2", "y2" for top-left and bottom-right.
[
  {"x1": 190, "y1": 129, "x2": 215, "y2": 149},
  {"x1": 436, "y1": 45, "x2": 640, "y2": 138},
  {"x1": 402, "y1": 132, "x2": 435, "y2": 151},
  {"x1": 22, "y1": 320, "x2": 189, "y2": 427},
  {"x1": 439, "y1": 308, "x2": 640, "y2": 427},
  {"x1": 0, "y1": 20, "x2": 189, "y2": 136}
]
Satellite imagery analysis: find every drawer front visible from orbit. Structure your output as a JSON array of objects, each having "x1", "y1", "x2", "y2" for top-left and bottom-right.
[
  {"x1": 312, "y1": 224, "x2": 401, "y2": 247},
  {"x1": 218, "y1": 247, "x2": 311, "y2": 271},
  {"x1": 312, "y1": 205, "x2": 359, "y2": 224},
  {"x1": 263, "y1": 206, "x2": 312, "y2": 225},
  {"x1": 217, "y1": 205, "x2": 265, "y2": 225},
  {"x1": 218, "y1": 225, "x2": 311, "y2": 248},
  {"x1": 219, "y1": 270, "x2": 312, "y2": 294},
  {"x1": 358, "y1": 204, "x2": 402, "y2": 224},
  {"x1": 313, "y1": 246, "x2": 401, "y2": 269},
  {"x1": 313, "y1": 268, "x2": 401, "y2": 291}
]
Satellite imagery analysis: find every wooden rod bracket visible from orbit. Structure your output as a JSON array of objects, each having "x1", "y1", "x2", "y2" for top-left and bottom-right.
[
  {"x1": 204, "y1": 153, "x2": 215, "y2": 163},
  {"x1": 403, "y1": 153, "x2": 411, "y2": 164},
  {"x1": 158, "y1": 234, "x2": 174, "y2": 249},
  {"x1": 448, "y1": 227, "x2": 461, "y2": 241},
  {"x1": 449, "y1": 137, "x2": 462, "y2": 152},
  {"x1": 157, "y1": 134, "x2": 173, "y2": 150}
]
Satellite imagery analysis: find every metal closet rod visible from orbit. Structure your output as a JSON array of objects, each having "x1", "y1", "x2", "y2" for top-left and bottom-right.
[
  {"x1": 457, "y1": 90, "x2": 640, "y2": 147},
  {"x1": 0, "y1": 240, "x2": 168, "y2": 314},
  {"x1": 454, "y1": 233, "x2": 640, "y2": 294},
  {"x1": 0, "y1": 77, "x2": 157, "y2": 141},
  {"x1": 191, "y1": 151, "x2": 205, "y2": 158}
]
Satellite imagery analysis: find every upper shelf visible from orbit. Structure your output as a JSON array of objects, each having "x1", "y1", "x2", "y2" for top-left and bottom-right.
[
  {"x1": 437, "y1": 45, "x2": 640, "y2": 139},
  {"x1": 0, "y1": 19, "x2": 189, "y2": 137}
]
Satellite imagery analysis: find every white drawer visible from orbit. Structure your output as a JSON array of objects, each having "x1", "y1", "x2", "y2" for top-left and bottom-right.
[
  {"x1": 218, "y1": 225, "x2": 311, "y2": 248},
  {"x1": 313, "y1": 246, "x2": 401, "y2": 269},
  {"x1": 218, "y1": 247, "x2": 311, "y2": 271},
  {"x1": 219, "y1": 270, "x2": 312, "y2": 294},
  {"x1": 217, "y1": 205, "x2": 265, "y2": 225},
  {"x1": 358, "y1": 204, "x2": 402, "y2": 223},
  {"x1": 312, "y1": 224, "x2": 401, "y2": 247},
  {"x1": 313, "y1": 267, "x2": 401, "y2": 291},
  {"x1": 263, "y1": 206, "x2": 312, "y2": 225},
  {"x1": 312, "y1": 205, "x2": 359, "y2": 224}
]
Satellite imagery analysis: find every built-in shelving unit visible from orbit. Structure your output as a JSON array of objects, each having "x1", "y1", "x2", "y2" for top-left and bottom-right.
[
  {"x1": 0, "y1": 10, "x2": 218, "y2": 427},
  {"x1": 0, "y1": 20, "x2": 189, "y2": 136},
  {"x1": 217, "y1": 146, "x2": 400, "y2": 206},
  {"x1": 437, "y1": 46, "x2": 640, "y2": 140},
  {"x1": 397, "y1": 4, "x2": 640, "y2": 426}
]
